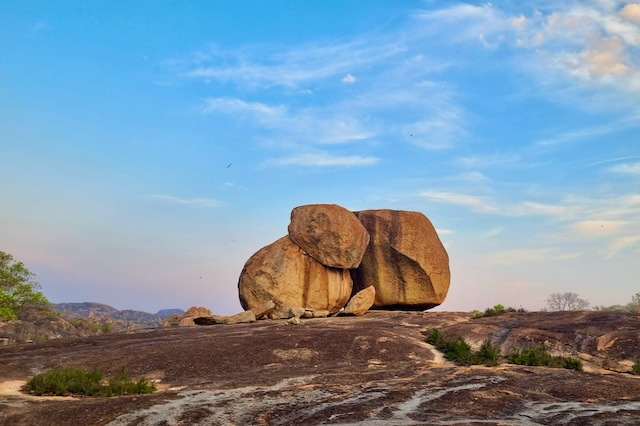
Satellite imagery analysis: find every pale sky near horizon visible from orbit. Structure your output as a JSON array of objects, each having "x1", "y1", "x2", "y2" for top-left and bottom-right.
[{"x1": 2, "y1": 1, "x2": 639, "y2": 315}]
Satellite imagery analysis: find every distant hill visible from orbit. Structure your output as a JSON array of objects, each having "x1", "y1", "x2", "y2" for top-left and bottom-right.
[
  {"x1": 51, "y1": 302, "x2": 184, "y2": 327},
  {"x1": 156, "y1": 308, "x2": 185, "y2": 317}
]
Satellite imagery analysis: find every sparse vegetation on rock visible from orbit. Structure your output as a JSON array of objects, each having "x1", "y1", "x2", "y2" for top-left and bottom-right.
[
  {"x1": 424, "y1": 327, "x2": 582, "y2": 370},
  {"x1": 506, "y1": 346, "x2": 583, "y2": 370},
  {"x1": 473, "y1": 304, "x2": 525, "y2": 318},
  {"x1": 424, "y1": 328, "x2": 500, "y2": 366},
  {"x1": 24, "y1": 366, "x2": 156, "y2": 397}
]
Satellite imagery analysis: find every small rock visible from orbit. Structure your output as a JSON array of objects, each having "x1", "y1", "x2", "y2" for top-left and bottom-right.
[
  {"x1": 286, "y1": 317, "x2": 301, "y2": 325},
  {"x1": 250, "y1": 300, "x2": 276, "y2": 319},
  {"x1": 289, "y1": 307, "x2": 306, "y2": 319},
  {"x1": 344, "y1": 286, "x2": 376, "y2": 316}
]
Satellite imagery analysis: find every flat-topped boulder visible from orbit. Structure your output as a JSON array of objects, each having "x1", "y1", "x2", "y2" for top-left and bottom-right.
[
  {"x1": 288, "y1": 204, "x2": 370, "y2": 269},
  {"x1": 352, "y1": 209, "x2": 450, "y2": 310},
  {"x1": 238, "y1": 236, "x2": 353, "y2": 319}
]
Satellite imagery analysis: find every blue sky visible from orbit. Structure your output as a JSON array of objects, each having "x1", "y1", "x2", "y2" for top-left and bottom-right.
[{"x1": 2, "y1": 1, "x2": 639, "y2": 315}]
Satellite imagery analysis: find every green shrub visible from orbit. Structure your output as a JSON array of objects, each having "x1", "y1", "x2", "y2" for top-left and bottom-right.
[
  {"x1": 506, "y1": 346, "x2": 582, "y2": 370},
  {"x1": 425, "y1": 328, "x2": 581, "y2": 370},
  {"x1": 474, "y1": 305, "x2": 525, "y2": 319},
  {"x1": 475, "y1": 340, "x2": 501, "y2": 366},
  {"x1": 424, "y1": 328, "x2": 501, "y2": 366},
  {"x1": 24, "y1": 366, "x2": 156, "y2": 397},
  {"x1": 631, "y1": 359, "x2": 640, "y2": 375}
]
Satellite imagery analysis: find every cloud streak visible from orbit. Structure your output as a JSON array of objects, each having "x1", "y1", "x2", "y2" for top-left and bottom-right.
[
  {"x1": 144, "y1": 195, "x2": 224, "y2": 208},
  {"x1": 273, "y1": 153, "x2": 379, "y2": 167}
]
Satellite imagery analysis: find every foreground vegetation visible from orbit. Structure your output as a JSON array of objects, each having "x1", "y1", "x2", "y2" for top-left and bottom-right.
[
  {"x1": 424, "y1": 328, "x2": 583, "y2": 371},
  {"x1": 24, "y1": 366, "x2": 156, "y2": 397}
]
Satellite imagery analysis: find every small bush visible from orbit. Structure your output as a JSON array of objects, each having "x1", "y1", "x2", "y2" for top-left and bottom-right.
[
  {"x1": 24, "y1": 366, "x2": 156, "y2": 397},
  {"x1": 424, "y1": 328, "x2": 501, "y2": 366},
  {"x1": 474, "y1": 305, "x2": 525, "y2": 319},
  {"x1": 506, "y1": 346, "x2": 582, "y2": 371},
  {"x1": 475, "y1": 340, "x2": 501, "y2": 366},
  {"x1": 631, "y1": 359, "x2": 640, "y2": 375}
]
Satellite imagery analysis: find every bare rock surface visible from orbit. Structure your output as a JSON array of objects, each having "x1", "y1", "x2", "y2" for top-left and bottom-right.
[
  {"x1": 352, "y1": 209, "x2": 450, "y2": 310},
  {"x1": 238, "y1": 236, "x2": 352, "y2": 318},
  {"x1": 343, "y1": 286, "x2": 376, "y2": 316},
  {"x1": 1, "y1": 311, "x2": 640, "y2": 425},
  {"x1": 288, "y1": 204, "x2": 370, "y2": 269}
]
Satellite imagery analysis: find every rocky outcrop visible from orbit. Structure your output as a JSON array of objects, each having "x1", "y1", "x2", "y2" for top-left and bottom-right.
[
  {"x1": 179, "y1": 306, "x2": 213, "y2": 327},
  {"x1": 288, "y1": 204, "x2": 370, "y2": 269},
  {"x1": 238, "y1": 236, "x2": 352, "y2": 319},
  {"x1": 194, "y1": 310, "x2": 256, "y2": 325},
  {"x1": 343, "y1": 286, "x2": 376, "y2": 316},
  {"x1": 351, "y1": 209, "x2": 450, "y2": 310}
]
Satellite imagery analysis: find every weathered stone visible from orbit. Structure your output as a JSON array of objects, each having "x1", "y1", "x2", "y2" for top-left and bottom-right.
[
  {"x1": 301, "y1": 309, "x2": 331, "y2": 318},
  {"x1": 352, "y1": 209, "x2": 450, "y2": 310},
  {"x1": 289, "y1": 306, "x2": 306, "y2": 319},
  {"x1": 344, "y1": 286, "x2": 376, "y2": 316},
  {"x1": 238, "y1": 236, "x2": 353, "y2": 319},
  {"x1": 178, "y1": 306, "x2": 213, "y2": 327},
  {"x1": 226, "y1": 310, "x2": 256, "y2": 324},
  {"x1": 250, "y1": 300, "x2": 276, "y2": 319},
  {"x1": 286, "y1": 317, "x2": 301, "y2": 325},
  {"x1": 194, "y1": 310, "x2": 256, "y2": 325},
  {"x1": 288, "y1": 204, "x2": 370, "y2": 269}
]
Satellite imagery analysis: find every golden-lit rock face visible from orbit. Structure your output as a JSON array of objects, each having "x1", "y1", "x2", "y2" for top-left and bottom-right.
[
  {"x1": 238, "y1": 236, "x2": 353, "y2": 318},
  {"x1": 288, "y1": 204, "x2": 370, "y2": 269},
  {"x1": 352, "y1": 209, "x2": 450, "y2": 310}
]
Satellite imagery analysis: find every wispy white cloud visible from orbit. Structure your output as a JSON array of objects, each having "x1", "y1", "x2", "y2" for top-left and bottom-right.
[
  {"x1": 144, "y1": 195, "x2": 224, "y2": 208},
  {"x1": 341, "y1": 74, "x2": 356, "y2": 83},
  {"x1": 537, "y1": 119, "x2": 633, "y2": 146},
  {"x1": 418, "y1": 190, "x2": 498, "y2": 213},
  {"x1": 435, "y1": 228, "x2": 455, "y2": 235},
  {"x1": 418, "y1": 190, "x2": 573, "y2": 218},
  {"x1": 571, "y1": 219, "x2": 627, "y2": 237},
  {"x1": 273, "y1": 153, "x2": 379, "y2": 167},
  {"x1": 200, "y1": 96, "x2": 375, "y2": 145},
  {"x1": 606, "y1": 235, "x2": 640, "y2": 259},
  {"x1": 182, "y1": 40, "x2": 405, "y2": 88},
  {"x1": 485, "y1": 248, "x2": 582, "y2": 265},
  {"x1": 511, "y1": 202, "x2": 574, "y2": 218},
  {"x1": 200, "y1": 97, "x2": 284, "y2": 119},
  {"x1": 454, "y1": 154, "x2": 521, "y2": 168},
  {"x1": 608, "y1": 161, "x2": 640, "y2": 175}
]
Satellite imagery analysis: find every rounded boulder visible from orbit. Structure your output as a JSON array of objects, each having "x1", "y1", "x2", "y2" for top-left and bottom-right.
[
  {"x1": 351, "y1": 209, "x2": 450, "y2": 310},
  {"x1": 238, "y1": 236, "x2": 353, "y2": 319},
  {"x1": 288, "y1": 204, "x2": 370, "y2": 269}
]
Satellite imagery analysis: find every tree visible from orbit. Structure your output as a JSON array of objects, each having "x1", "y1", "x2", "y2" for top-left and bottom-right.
[
  {"x1": 545, "y1": 292, "x2": 590, "y2": 311},
  {"x1": 0, "y1": 250, "x2": 48, "y2": 320},
  {"x1": 626, "y1": 292, "x2": 640, "y2": 313}
]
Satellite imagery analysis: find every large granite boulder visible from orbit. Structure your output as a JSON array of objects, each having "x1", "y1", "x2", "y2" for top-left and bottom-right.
[
  {"x1": 288, "y1": 204, "x2": 370, "y2": 269},
  {"x1": 351, "y1": 209, "x2": 450, "y2": 310},
  {"x1": 238, "y1": 236, "x2": 353, "y2": 319}
]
